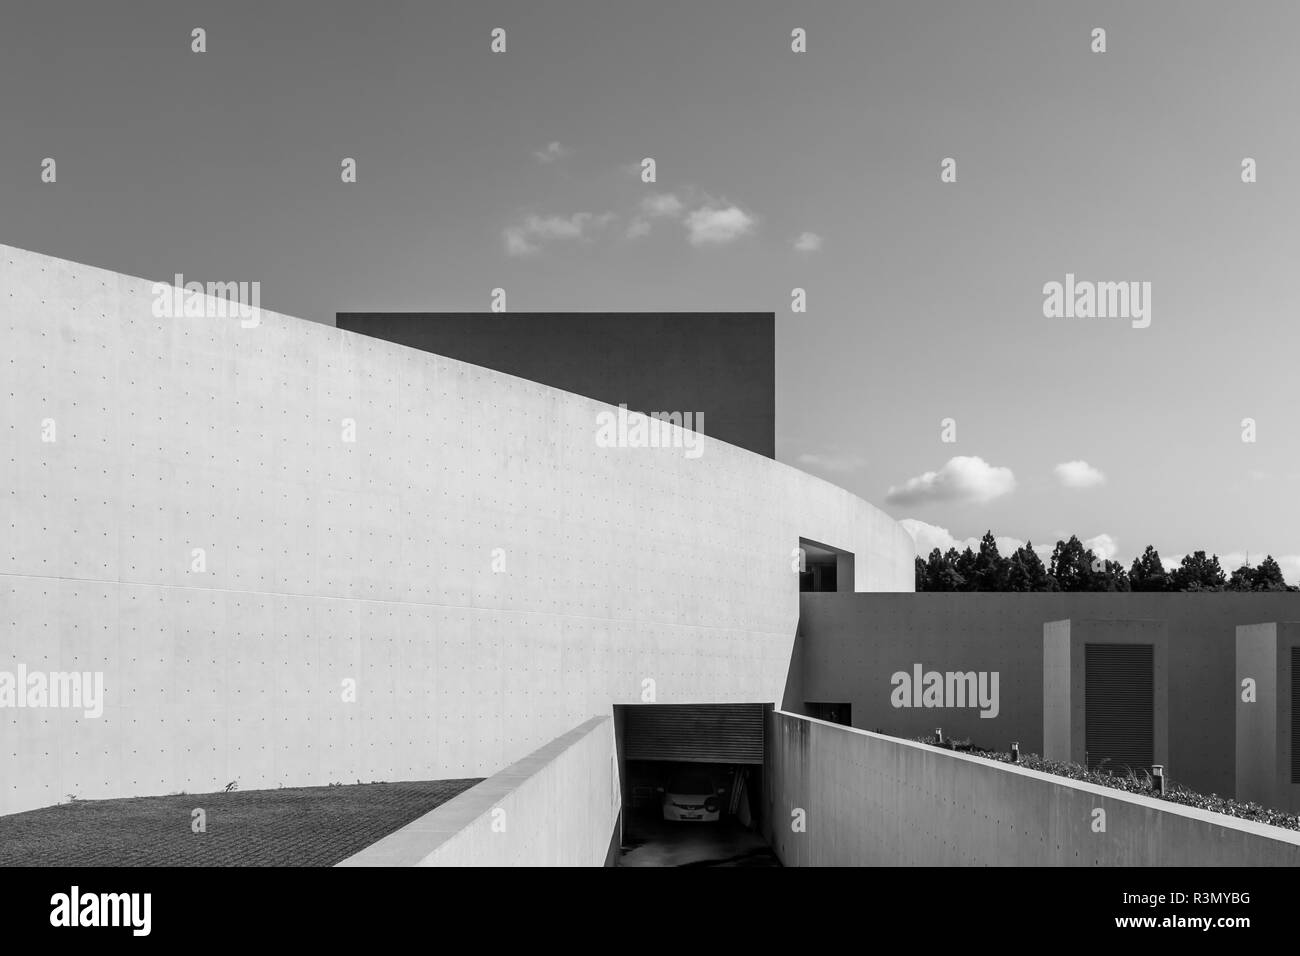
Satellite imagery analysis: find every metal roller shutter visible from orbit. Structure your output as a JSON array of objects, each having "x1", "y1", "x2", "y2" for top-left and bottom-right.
[
  {"x1": 1291, "y1": 647, "x2": 1300, "y2": 784},
  {"x1": 1084, "y1": 643, "x2": 1154, "y2": 773},
  {"x1": 624, "y1": 704, "x2": 766, "y2": 764}
]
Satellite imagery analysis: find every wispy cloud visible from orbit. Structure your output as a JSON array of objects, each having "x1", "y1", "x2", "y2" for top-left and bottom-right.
[
  {"x1": 641, "y1": 193, "x2": 684, "y2": 218},
  {"x1": 1054, "y1": 460, "x2": 1106, "y2": 489},
  {"x1": 797, "y1": 450, "x2": 868, "y2": 474},
  {"x1": 793, "y1": 231, "x2": 823, "y2": 253},
  {"x1": 532, "y1": 141, "x2": 570, "y2": 163},
  {"x1": 503, "y1": 211, "x2": 615, "y2": 256},
  {"x1": 886, "y1": 456, "x2": 1016, "y2": 506}
]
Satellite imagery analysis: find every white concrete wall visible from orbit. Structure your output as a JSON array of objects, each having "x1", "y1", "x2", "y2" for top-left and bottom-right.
[
  {"x1": 0, "y1": 245, "x2": 914, "y2": 814},
  {"x1": 764, "y1": 711, "x2": 1300, "y2": 866},
  {"x1": 337, "y1": 716, "x2": 618, "y2": 867}
]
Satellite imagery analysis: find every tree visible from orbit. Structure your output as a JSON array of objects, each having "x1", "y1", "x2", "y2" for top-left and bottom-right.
[
  {"x1": 1089, "y1": 559, "x2": 1131, "y2": 592},
  {"x1": 972, "y1": 531, "x2": 1010, "y2": 591},
  {"x1": 954, "y1": 546, "x2": 978, "y2": 592},
  {"x1": 1006, "y1": 542, "x2": 1056, "y2": 592},
  {"x1": 914, "y1": 555, "x2": 929, "y2": 591},
  {"x1": 1129, "y1": 545, "x2": 1169, "y2": 592},
  {"x1": 1049, "y1": 536, "x2": 1093, "y2": 592},
  {"x1": 1253, "y1": 555, "x2": 1290, "y2": 591},
  {"x1": 1228, "y1": 555, "x2": 1291, "y2": 592},
  {"x1": 923, "y1": 548, "x2": 964, "y2": 591},
  {"x1": 1170, "y1": 551, "x2": 1226, "y2": 591}
]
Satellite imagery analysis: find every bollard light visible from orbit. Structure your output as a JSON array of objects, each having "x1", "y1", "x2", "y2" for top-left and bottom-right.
[
  {"x1": 935, "y1": 728, "x2": 943, "y2": 745},
  {"x1": 1011, "y1": 742, "x2": 1020, "y2": 763},
  {"x1": 1152, "y1": 765, "x2": 1165, "y2": 794}
]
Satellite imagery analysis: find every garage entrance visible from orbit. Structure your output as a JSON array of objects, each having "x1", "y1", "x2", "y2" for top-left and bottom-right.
[{"x1": 614, "y1": 703, "x2": 777, "y2": 866}]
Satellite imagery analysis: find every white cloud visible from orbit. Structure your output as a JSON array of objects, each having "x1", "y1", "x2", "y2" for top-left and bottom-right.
[
  {"x1": 886, "y1": 456, "x2": 1016, "y2": 506},
  {"x1": 641, "y1": 193, "x2": 684, "y2": 218},
  {"x1": 1083, "y1": 533, "x2": 1119, "y2": 561},
  {"x1": 793, "y1": 231, "x2": 823, "y2": 252},
  {"x1": 797, "y1": 451, "x2": 868, "y2": 474},
  {"x1": 903, "y1": 521, "x2": 1127, "y2": 570},
  {"x1": 901, "y1": 519, "x2": 1024, "y2": 559},
  {"x1": 502, "y1": 212, "x2": 615, "y2": 256},
  {"x1": 626, "y1": 217, "x2": 652, "y2": 239},
  {"x1": 1054, "y1": 460, "x2": 1106, "y2": 489},
  {"x1": 532, "y1": 141, "x2": 570, "y2": 163},
  {"x1": 685, "y1": 203, "x2": 755, "y2": 245}
]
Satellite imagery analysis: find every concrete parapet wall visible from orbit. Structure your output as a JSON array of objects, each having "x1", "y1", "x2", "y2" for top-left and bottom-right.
[
  {"x1": 796, "y1": 592, "x2": 1300, "y2": 796},
  {"x1": 763, "y1": 711, "x2": 1300, "y2": 866},
  {"x1": 338, "y1": 716, "x2": 618, "y2": 867}
]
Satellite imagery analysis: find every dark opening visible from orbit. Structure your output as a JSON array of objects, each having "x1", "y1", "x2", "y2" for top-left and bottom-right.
[
  {"x1": 798, "y1": 537, "x2": 854, "y2": 592},
  {"x1": 805, "y1": 701, "x2": 852, "y2": 726}
]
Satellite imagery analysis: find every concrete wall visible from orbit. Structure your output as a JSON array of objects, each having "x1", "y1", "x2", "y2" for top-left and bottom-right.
[
  {"x1": 795, "y1": 592, "x2": 1300, "y2": 796},
  {"x1": 338, "y1": 716, "x2": 618, "y2": 867},
  {"x1": 0, "y1": 245, "x2": 914, "y2": 814},
  {"x1": 1236, "y1": 623, "x2": 1300, "y2": 811},
  {"x1": 763, "y1": 711, "x2": 1300, "y2": 866},
  {"x1": 338, "y1": 312, "x2": 776, "y2": 458},
  {"x1": 1042, "y1": 619, "x2": 1168, "y2": 770}
]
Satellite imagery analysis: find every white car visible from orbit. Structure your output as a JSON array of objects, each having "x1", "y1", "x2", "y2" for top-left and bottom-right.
[{"x1": 660, "y1": 771, "x2": 724, "y2": 822}]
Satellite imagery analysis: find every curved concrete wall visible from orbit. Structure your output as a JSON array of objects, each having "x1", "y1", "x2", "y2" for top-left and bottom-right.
[{"x1": 0, "y1": 245, "x2": 913, "y2": 815}]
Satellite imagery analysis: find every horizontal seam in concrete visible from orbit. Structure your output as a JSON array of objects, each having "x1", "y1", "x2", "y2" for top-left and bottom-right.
[
  {"x1": 0, "y1": 571, "x2": 793, "y2": 635},
  {"x1": 776, "y1": 709, "x2": 1300, "y2": 844}
]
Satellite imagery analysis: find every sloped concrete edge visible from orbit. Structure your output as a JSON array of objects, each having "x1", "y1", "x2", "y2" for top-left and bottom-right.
[{"x1": 337, "y1": 716, "x2": 618, "y2": 867}]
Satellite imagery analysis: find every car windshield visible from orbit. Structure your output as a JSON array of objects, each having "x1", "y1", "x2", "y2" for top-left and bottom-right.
[{"x1": 669, "y1": 774, "x2": 713, "y2": 794}]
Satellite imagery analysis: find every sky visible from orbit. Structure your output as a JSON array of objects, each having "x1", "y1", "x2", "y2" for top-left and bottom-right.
[{"x1": 3, "y1": 0, "x2": 1298, "y2": 579}]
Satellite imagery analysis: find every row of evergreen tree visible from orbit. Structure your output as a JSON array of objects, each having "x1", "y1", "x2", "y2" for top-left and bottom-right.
[{"x1": 915, "y1": 533, "x2": 1296, "y2": 592}]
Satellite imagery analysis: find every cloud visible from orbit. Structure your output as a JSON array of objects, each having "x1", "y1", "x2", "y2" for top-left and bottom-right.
[
  {"x1": 625, "y1": 193, "x2": 685, "y2": 239},
  {"x1": 1083, "y1": 533, "x2": 1119, "y2": 561},
  {"x1": 903, "y1": 520, "x2": 1126, "y2": 569},
  {"x1": 502, "y1": 212, "x2": 615, "y2": 256},
  {"x1": 793, "y1": 231, "x2": 823, "y2": 252},
  {"x1": 641, "y1": 193, "x2": 684, "y2": 218},
  {"x1": 626, "y1": 217, "x2": 652, "y2": 239},
  {"x1": 901, "y1": 519, "x2": 1024, "y2": 558},
  {"x1": 685, "y1": 203, "x2": 756, "y2": 245},
  {"x1": 532, "y1": 141, "x2": 570, "y2": 163},
  {"x1": 797, "y1": 451, "x2": 868, "y2": 474},
  {"x1": 1054, "y1": 460, "x2": 1106, "y2": 489},
  {"x1": 886, "y1": 456, "x2": 1016, "y2": 506}
]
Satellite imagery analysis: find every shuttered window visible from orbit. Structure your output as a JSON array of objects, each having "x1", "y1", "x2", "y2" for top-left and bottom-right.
[
  {"x1": 1291, "y1": 647, "x2": 1300, "y2": 784},
  {"x1": 1085, "y1": 643, "x2": 1154, "y2": 773},
  {"x1": 624, "y1": 704, "x2": 765, "y2": 764}
]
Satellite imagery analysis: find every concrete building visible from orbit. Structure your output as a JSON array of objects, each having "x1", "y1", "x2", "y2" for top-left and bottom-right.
[
  {"x1": 4, "y1": 243, "x2": 1299, "y2": 867},
  {"x1": 0, "y1": 245, "x2": 911, "y2": 817}
]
